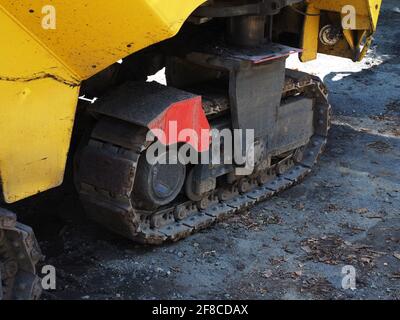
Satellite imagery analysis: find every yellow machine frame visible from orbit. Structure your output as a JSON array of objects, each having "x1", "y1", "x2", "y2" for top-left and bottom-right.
[{"x1": 301, "y1": 0, "x2": 382, "y2": 61}]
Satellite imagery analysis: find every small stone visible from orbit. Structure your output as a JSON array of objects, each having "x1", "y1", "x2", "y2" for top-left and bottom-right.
[
  {"x1": 294, "y1": 270, "x2": 303, "y2": 277},
  {"x1": 177, "y1": 252, "x2": 184, "y2": 258},
  {"x1": 301, "y1": 246, "x2": 312, "y2": 253},
  {"x1": 262, "y1": 270, "x2": 273, "y2": 278}
]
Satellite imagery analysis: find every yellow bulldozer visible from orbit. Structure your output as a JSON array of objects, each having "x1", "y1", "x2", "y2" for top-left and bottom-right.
[{"x1": 0, "y1": 0, "x2": 382, "y2": 300}]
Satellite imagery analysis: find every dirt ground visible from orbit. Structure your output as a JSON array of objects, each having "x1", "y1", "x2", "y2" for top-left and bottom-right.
[{"x1": 10, "y1": 1, "x2": 400, "y2": 300}]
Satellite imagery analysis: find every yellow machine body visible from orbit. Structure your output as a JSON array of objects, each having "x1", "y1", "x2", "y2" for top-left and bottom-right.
[
  {"x1": 301, "y1": 0, "x2": 382, "y2": 61},
  {"x1": 0, "y1": 0, "x2": 205, "y2": 203},
  {"x1": 0, "y1": 0, "x2": 381, "y2": 203}
]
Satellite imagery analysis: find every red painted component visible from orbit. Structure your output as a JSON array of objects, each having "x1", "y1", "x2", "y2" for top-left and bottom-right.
[{"x1": 148, "y1": 96, "x2": 211, "y2": 153}]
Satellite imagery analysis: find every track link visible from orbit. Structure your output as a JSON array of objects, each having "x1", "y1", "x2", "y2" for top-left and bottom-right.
[
  {"x1": 75, "y1": 69, "x2": 331, "y2": 245},
  {"x1": 0, "y1": 209, "x2": 42, "y2": 300}
]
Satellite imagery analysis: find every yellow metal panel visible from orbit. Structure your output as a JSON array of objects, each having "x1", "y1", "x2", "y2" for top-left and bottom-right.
[
  {"x1": 367, "y1": 0, "x2": 382, "y2": 31},
  {"x1": 0, "y1": 7, "x2": 79, "y2": 203},
  {"x1": 0, "y1": 0, "x2": 206, "y2": 80},
  {"x1": 0, "y1": 81, "x2": 79, "y2": 203}
]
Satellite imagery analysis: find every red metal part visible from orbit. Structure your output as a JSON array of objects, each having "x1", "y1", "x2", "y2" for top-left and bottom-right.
[
  {"x1": 90, "y1": 82, "x2": 212, "y2": 153},
  {"x1": 148, "y1": 96, "x2": 211, "y2": 153}
]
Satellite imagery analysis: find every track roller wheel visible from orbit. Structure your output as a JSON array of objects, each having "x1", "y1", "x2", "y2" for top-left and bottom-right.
[{"x1": 133, "y1": 147, "x2": 186, "y2": 210}]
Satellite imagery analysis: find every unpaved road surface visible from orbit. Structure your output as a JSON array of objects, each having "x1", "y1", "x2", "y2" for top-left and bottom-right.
[{"x1": 10, "y1": 1, "x2": 400, "y2": 300}]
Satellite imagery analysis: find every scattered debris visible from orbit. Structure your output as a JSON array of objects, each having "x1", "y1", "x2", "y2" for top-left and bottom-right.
[
  {"x1": 270, "y1": 256, "x2": 286, "y2": 266},
  {"x1": 325, "y1": 204, "x2": 341, "y2": 212},
  {"x1": 386, "y1": 100, "x2": 400, "y2": 112},
  {"x1": 301, "y1": 246, "x2": 312, "y2": 254},
  {"x1": 262, "y1": 270, "x2": 273, "y2": 279},
  {"x1": 367, "y1": 141, "x2": 393, "y2": 153},
  {"x1": 265, "y1": 214, "x2": 283, "y2": 225},
  {"x1": 294, "y1": 202, "x2": 305, "y2": 210},
  {"x1": 202, "y1": 250, "x2": 217, "y2": 258},
  {"x1": 300, "y1": 236, "x2": 385, "y2": 267},
  {"x1": 390, "y1": 128, "x2": 400, "y2": 136},
  {"x1": 301, "y1": 277, "x2": 333, "y2": 297},
  {"x1": 356, "y1": 208, "x2": 369, "y2": 215},
  {"x1": 391, "y1": 272, "x2": 400, "y2": 280}
]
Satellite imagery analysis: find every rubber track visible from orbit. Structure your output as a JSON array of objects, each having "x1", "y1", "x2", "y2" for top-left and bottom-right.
[{"x1": 76, "y1": 69, "x2": 331, "y2": 245}]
